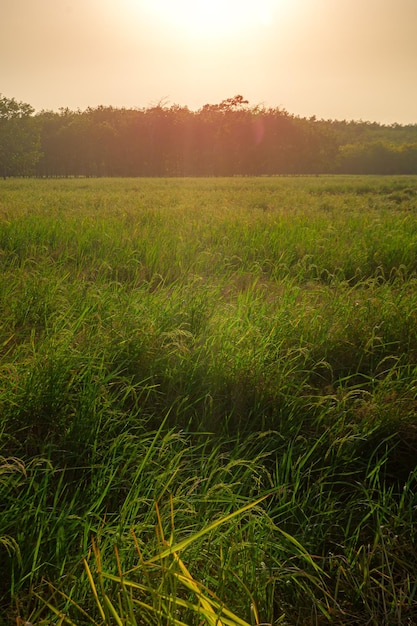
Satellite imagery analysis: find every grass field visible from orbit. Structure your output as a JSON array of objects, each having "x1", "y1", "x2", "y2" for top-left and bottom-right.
[{"x1": 1, "y1": 176, "x2": 417, "y2": 625}]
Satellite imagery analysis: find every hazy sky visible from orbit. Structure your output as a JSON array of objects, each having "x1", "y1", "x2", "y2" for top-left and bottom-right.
[{"x1": 2, "y1": 0, "x2": 417, "y2": 124}]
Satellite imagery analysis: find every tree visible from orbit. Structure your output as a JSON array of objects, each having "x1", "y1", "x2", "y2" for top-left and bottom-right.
[
  {"x1": 0, "y1": 95, "x2": 42, "y2": 177},
  {"x1": 27, "y1": 97, "x2": 417, "y2": 177}
]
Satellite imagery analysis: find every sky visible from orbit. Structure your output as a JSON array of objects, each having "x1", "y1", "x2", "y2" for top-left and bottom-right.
[{"x1": 2, "y1": 0, "x2": 417, "y2": 125}]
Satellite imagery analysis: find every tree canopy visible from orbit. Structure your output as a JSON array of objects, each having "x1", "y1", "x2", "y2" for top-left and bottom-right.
[
  {"x1": 1, "y1": 94, "x2": 417, "y2": 177},
  {"x1": 0, "y1": 95, "x2": 42, "y2": 177}
]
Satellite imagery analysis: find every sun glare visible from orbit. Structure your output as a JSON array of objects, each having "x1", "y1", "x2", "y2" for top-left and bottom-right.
[{"x1": 139, "y1": 0, "x2": 275, "y2": 39}]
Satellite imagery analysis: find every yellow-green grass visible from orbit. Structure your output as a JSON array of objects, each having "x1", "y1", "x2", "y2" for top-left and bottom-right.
[{"x1": 1, "y1": 176, "x2": 417, "y2": 624}]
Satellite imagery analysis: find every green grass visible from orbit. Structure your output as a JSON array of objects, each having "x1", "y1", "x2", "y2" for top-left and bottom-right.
[{"x1": 1, "y1": 175, "x2": 417, "y2": 624}]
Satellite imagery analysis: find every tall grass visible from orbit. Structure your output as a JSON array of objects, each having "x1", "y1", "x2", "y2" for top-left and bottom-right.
[{"x1": 1, "y1": 176, "x2": 417, "y2": 624}]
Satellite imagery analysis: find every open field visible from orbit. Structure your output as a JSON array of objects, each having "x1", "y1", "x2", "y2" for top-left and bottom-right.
[{"x1": 1, "y1": 176, "x2": 417, "y2": 625}]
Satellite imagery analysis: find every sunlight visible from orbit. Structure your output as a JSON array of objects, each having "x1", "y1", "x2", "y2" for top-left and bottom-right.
[{"x1": 136, "y1": 0, "x2": 276, "y2": 39}]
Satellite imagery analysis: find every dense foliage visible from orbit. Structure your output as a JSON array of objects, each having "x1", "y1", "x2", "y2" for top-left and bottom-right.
[
  {"x1": 1, "y1": 177, "x2": 417, "y2": 624},
  {"x1": 2, "y1": 93, "x2": 417, "y2": 176},
  {"x1": 0, "y1": 96, "x2": 41, "y2": 177}
]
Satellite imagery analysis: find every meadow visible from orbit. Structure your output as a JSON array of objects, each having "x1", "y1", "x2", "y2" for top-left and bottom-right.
[{"x1": 1, "y1": 175, "x2": 417, "y2": 625}]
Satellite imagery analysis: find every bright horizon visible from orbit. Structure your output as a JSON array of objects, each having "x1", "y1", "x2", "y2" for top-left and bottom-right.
[{"x1": 2, "y1": 0, "x2": 417, "y2": 125}]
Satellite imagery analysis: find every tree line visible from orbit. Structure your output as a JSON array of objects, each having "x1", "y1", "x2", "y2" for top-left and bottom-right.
[{"x1": 2, "y1": 93, "x2": 417, "y2": 177}]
